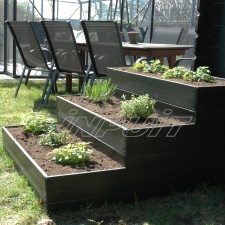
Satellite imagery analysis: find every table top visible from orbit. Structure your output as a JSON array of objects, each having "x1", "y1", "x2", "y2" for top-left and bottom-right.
[
  {"x1": 76, "y1": 41, "x2": 193, "y2": 51},
  {"x1": 122, "y1": 42, "x2": 193, "y2": 50}
]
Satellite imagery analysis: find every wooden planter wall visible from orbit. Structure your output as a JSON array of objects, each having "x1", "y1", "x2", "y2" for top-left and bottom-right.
[
  {"x1": 195, "y1": 0, "x2": 225, "y2": 78},
  {"x1": 194, "y1": 0, "x2": 225, "y2": 182}
]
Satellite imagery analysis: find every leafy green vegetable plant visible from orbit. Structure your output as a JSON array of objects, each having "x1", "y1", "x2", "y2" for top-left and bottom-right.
[
  {"x1": 84, "y1": 79, "x2": 117, "y2": 102},
  {"x1": 121, "y1": 94, "x2": 155, "y2": 119},
  {"x1": 183, "y1": 66, "x2": 215, "y2": 83},
  {"x1": 132, "y1": 59, "x2": 168, "y2": 74},
  {"x1": 39, "y1": 130, "x2": 71, "y2": 147},
  {"x1": 47, "y1": 142, "x2": 93, "y2": 165},
  {"x1": 23, "y1": 112, "x2": 56, "y2": 135},
  {"x1": 131, "y1": 60, "x2": 149, "y2": 71},
  {"x1": 132, "y1": 60, "x2": 215, "y2": 83},
  {"x1": 161, "y1": 66, "x2": 188, "y2": 79}
]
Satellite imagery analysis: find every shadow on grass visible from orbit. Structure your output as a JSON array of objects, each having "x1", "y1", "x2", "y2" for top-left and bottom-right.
[{"x1": 33, "y1": 98, "x2": 57, "y2": 112}]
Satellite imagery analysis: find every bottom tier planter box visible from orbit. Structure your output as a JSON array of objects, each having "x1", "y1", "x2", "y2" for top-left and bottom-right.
[
  {"x1": 2, "y1": 125, "x2": 129, "y2": 210},
  {"x1": 2, "y1": 124, "x2": 199, "y2": 210}
]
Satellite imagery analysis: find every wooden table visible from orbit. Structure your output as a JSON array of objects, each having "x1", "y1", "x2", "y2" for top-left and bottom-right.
[
  {"x1": 77, "y1": 42, "x2": 193, "y2": 68},
  {"x1": 68, "y1": 42, "x2": 193, "y2": 92},
  {"x1": 121, "y1": 42, "x2": 193, "y2": 68}
]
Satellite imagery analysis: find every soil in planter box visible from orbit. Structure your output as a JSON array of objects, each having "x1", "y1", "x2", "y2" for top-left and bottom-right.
[
  {"x1": 63, "y1": 95, "x2": 187, "y2": 129},
  {"x1": 117, "y1": 67, "x2": 225, "y2": 86},
  {"x1": 7, "y1": 125, "x2": 123, "y2": 176}
]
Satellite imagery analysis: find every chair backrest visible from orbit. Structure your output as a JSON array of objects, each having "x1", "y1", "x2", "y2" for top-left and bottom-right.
[
  {"x1": 29, "y1": 21, "x2": 47, "y2": 47},
  {"x1": 80, "y1": 20, "x2": 126, "y2": 76},
  {"x1": 178, "y1": 28, "x2": 196, "y2": 69},
  {"x1": 123, "y1": 26, "x2": 148, "y2": 43},
  {"x1": 184, "y1": 28, "x2": 196, "y2": 57},
  {"x1": 41, "y1": 20, "x2": 85, "y2": 74},
  {"x1": 151, "y1": 27, "x2": 183, "y2": 44},
  {"x1": 6, "y1": 21, "x2": 49, "y2": 69},
  {"x1": 29, "y1": 21, "x2": 52, "y2": 63}
]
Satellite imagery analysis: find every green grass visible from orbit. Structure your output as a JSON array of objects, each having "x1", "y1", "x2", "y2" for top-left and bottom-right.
[{"x1": 0, "y1": 79, "x2": 225, "y2": 225}]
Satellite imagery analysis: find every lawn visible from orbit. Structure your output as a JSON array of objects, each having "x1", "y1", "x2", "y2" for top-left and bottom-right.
[{"x1": 0, "y1": 78, "x2": 225, "y2": 225}]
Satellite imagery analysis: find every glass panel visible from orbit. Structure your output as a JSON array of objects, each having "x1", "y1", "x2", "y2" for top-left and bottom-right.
[
  {"x1": 4, "y1": 0, "x2": 197, "y2": 75},
  {"x1": 0, "y1": 0, "x2": 4, "y2": 72}
]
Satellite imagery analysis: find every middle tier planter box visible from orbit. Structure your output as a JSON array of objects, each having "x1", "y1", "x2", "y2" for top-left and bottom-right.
[
  {"x1": 106, "y1": 67, "x2": 225, "y2": 124},
  {"x1": 57, "y1": 95, "x2": 197, "y2": 169},
  {"x1": 57, "y1": 94, "x2": 199, "y2": 191}
]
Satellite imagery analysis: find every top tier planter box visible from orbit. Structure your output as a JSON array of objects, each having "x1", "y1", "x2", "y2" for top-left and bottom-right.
[{"x1": 106, "y1": 67, "x2": 225, "y2": 124}]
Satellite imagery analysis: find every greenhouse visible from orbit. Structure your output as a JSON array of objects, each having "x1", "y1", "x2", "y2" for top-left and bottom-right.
[
  {"x1": 0, "y1": 0, "x2": 197, "y2": 77},
  {"x1": 2, "y1": 1, "x2": 225, "y2": 223}
]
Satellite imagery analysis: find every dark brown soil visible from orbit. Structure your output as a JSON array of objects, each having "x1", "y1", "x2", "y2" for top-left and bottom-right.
[
  {"x1": 7, "y1": 125, "x2": 123, "y2": 176},
  {"x1": 64, "y1": 95, "x2": 186, "y2": 129},
  {"x1": 9, "y1": 95, "x2": 188, "y2": 176},
  {"x1": 116, "y1": 67, "x2": 225, "y2": 86}
]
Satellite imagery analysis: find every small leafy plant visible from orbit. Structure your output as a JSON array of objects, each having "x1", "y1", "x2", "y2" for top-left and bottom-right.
[
  {"x1": 39, "y1": 130, "x2": 71, "y2": 147},
  {"x1": 47, "y1": 142, "x2": 93, "y2": 165},
  {"x1": 183, "y1": 66, "x2": 215, "y2": 83},
  {"x1": 132, "y1": 60, "x2": 215, "y2": 83},
  {"x1": 84, "y1": 79, "x2": 117, "y2": 102},
  {"x1": 121, "y1": 94, "x2": 155, "y2": 119},
  {"x1": 132, "y1": 60, "x2": 149, "y2": 71},
  {"x1": 132, "y1": 59, "x2": 169, "y2": 74},
  {"x1": 23, "y1": 112, "x2": 56, "y2": 135},
  {"x1": 161, "y1": 66, "x2": 188, "y2": 79}
]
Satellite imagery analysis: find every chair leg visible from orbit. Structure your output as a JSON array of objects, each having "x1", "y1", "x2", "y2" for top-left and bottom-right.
[
  {"x1": 80, "y1": 64, "x2": 92, "y2": 93},
  {"x1": 24, "y1": 69, "x2": 31, "y2": 85},
  {"x1": 41, "y1": 69, "x2": 54, "y2": 104},
  {"x1": 43, "y1": 70, "x2": 59, "y2": 104},
  {"x1": 90, "y1": 73, "x2": 96, "y2": 86},
  {"x1": 14, "y1": 66, "x2": 26, "y2": 98},
  {"x1": 50, "y1": 71, "x2": 58, "y2": 93}
]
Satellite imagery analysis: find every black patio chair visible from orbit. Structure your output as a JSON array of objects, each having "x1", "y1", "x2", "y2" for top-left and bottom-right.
[
  {"x1": 122, "y1": 26, "x2": 149, "y2": 43},
  {"x1": 174, "y1": 28, "x2": 196, "y2": 70},
  {"x1": 6, "y1": 21, "x2": 54, "y2": 103},
  {"x1": 151, "y1": 27, "x2": 183, "y2": 44},
  {"x1": 140, "y1": 27, "x2": 184, "y2": 65},
  {"x1": 80, "y1": 20, "x2": 126, "y2": 86},
  {"x1": 122, "y1": 26, "x2": 149, "y2": 64},
  {"x1": 41, "y1": 20, "x2": 90, "y2": 103},
  {"x1": 30, "y1": 21, "x2": 53, "y2": 63}
]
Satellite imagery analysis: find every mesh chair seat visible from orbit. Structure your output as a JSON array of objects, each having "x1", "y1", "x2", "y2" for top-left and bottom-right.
[
  {"x1": 80, "y1": 20, "x2": 126, "y2": 85},
  {"x1": 123, "y1": 26, "x2": 148, "y2": 43},
  {"x1": 174, "y1": 28, "x2": 196, "y2": 70},
  {"x1": 6, "y1": 21, "x2": 55, "y2": 103},
  {"x1": 138, "y1": 27, "x2": 184, "y2": 66},
  {"x1": 151, "y1": 27, "x2": 183, "y2": 44},
  {"x1": 41, "y1": 20, "x2": 89, "y2": 103}
]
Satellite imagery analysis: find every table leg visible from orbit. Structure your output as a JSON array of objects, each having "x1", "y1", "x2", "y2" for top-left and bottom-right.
[
  {"x1": 66, "y1": 74, "x2": 72, "y2": 92},
  {"x1": 168, "y1": 56, "x2": 176, "y2": 68},
  {"x1": 158, "y1": 57, "x2": 164, "y2": 65}
]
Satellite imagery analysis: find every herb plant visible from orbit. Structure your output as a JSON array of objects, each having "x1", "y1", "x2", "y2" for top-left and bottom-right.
[
  {"x1": 121, "y1": 94, "x2": 155, "y2": 119},
  {"x1": 132, "y1": 60, "x2": 215, "y2": 83},
  {"x1": 47, "y1": 142, "x2": 93, "y2": 165},
  {"x1": 39, "y1": 130, "x2": 71, "y2": 147},
  {"x1": 84, "y1": 79, "x2": 117, "y2": 102},
  {"x1": 23, "y1": 112, "x2": 56, "y2": 135},
  {"x1": 131, "y1": 60, "x2": 149, "y2": 71},
  {"x1": 144, "y1": 59, "x2": 169, "y2": 74},
  {"x1": 161, "y1": 66, "x2": 188, "y2": 79},
  {"x1": 183, "y1": 66, "x2": 215, "y2": 83},
  {"x1": 132, "y1": 59, "x2": 168, "y2": 74}
]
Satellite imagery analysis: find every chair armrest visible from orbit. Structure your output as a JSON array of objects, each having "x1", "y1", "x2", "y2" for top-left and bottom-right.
[
  {"x1": 174, "y1": 57, "x2": 195, "y2": 68},
  {"x1": 41, "y1": 48, "x2": 53, "y2": 63}
]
